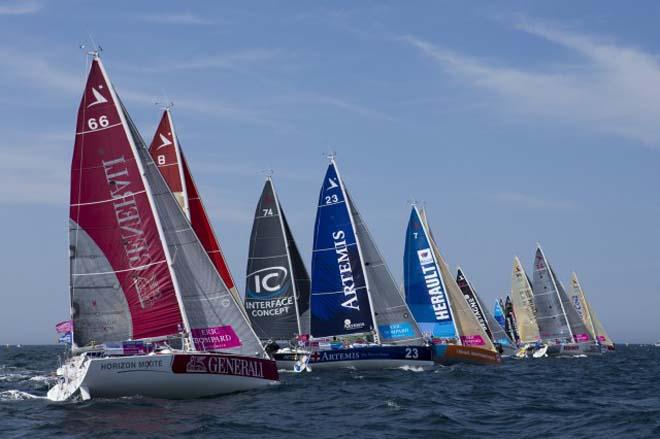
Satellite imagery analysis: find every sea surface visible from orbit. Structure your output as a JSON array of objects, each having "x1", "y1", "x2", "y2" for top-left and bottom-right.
[{"x1": 0, "y1": 344, "x2": 658, "y2": 438}]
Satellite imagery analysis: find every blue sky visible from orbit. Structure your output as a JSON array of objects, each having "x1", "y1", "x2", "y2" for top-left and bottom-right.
[{"x1": 0, "y1": 1, "x2": 658, "y2": 343}]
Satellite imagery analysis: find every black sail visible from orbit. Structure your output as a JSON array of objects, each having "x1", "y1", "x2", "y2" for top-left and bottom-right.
[{"x1": 245, "y1": 178, "x2": 309, "y2": 340}]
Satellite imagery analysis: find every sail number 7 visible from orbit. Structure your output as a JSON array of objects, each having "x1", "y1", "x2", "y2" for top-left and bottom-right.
[{"x1": 88, "y1": 115, "x2": 109, "y2": 130}]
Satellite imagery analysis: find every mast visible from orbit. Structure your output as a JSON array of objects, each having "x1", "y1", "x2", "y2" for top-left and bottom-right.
[
  {"x1": 95, "y1": 55, "x2": 193, "y2": 344},
  {"x1": 537, "y1": 244, "x2": 574, "y2": 341},
  {"x1": 331, "y1": 157, "x2": 380, "y2": 344},
  {"x1": 270, "y1": 175, "x2": 302, "y2": 335}
]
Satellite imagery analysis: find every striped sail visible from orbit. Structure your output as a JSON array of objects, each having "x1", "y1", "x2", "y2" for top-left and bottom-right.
[
  {"x1": 148, "y1": 110, "x2": 242, "y2": 308},
  {"x1": 510, "y1": 256, "x2": 540, "y2": 343}
]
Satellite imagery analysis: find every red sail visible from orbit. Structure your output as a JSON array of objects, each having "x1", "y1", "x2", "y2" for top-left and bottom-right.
[
  {"x1": 148, "y1": 111, "x2": 238, "y2": 295},
  {"x1": 70, "y1": 59, "x2": 184, "y2": 343}
]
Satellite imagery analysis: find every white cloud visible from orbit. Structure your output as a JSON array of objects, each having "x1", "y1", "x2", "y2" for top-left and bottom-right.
[
  {"x1": 140, "y1": 13, "x2": 211, "y2": 25},
  {"x1": 402, "y1": 21, "x2": 660, "y2": 146},
  {"x1": 0, "y1": 1, "x2": 41, "y2": 15},
  {"x1": 495, "y1": 192, "x2": 576, "y2": 210}
]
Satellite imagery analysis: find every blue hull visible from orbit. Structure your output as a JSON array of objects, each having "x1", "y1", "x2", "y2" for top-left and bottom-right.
[{"x1": 274, "y1": 345, "x2": 434, "y2": 370}]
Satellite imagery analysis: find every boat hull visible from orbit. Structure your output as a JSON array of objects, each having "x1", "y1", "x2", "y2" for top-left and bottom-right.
[
  {"x1": 274, "y1": 345, "x2": 434, "y2": 370},
  {"x1": 545, "y1": 343, "x2": 601, "y2": 356},
  {"x1": 432, "y1": 344, "x2": 501, "y2": 365},
  {"x1": 48, "y1": 352, "x2": 279, "y2": 401}
]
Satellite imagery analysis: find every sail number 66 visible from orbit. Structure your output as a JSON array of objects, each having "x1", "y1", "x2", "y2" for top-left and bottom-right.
[{"x1": 87, "y1": 115, "x2": 109, "y2": 130}]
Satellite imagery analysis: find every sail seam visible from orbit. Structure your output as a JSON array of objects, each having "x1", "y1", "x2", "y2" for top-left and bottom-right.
[
  {"x1": 76, "y1": 122, "x2": 123, "y2": 135},
  {"x1": 71, "y1": 190, "x2": 147, "y2": 207}
]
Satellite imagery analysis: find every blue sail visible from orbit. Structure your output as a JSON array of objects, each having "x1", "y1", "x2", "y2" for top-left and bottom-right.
[
  {"x1": 493, "y1": 299, "x2": 506, "y2": 328},
  {"x1": 310, "y1": 161, "x2": 374, "y2": 338},
  {"x1": 403, "y1": 206, "x2": 456, "y2": 339}
]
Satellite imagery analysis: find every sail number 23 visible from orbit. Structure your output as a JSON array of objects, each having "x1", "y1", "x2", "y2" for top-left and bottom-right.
[
  {"x1": 405, "y1": 347, "x2": 419, "y2": 359},
  {"x1": 87, "y1": 115, "x2": 109, "y2": 130},
  {"x1": 324, "y1": 194, "x2": 339, "y2": 205}
]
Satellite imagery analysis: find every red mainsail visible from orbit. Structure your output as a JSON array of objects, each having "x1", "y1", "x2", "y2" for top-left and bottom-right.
[
  {"x1": 148, "y1": 111, "x2": 240, "y2": 301},
  {"x1": 70, "y1": 58, "x2": 184, "y2": 344}
]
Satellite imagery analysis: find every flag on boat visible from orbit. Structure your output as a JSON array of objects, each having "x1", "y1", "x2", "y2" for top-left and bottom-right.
[
  {"x1": 58, "y1": 332, "x2": 72, "y2": 345},
  {"x1": 55, "y1": 320, "x2": 73, "y2": 334}
]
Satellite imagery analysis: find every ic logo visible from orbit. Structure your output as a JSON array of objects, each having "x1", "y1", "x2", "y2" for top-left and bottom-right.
[{"x1": 247, "y1": 266, "x2": 289, "y2": 299}]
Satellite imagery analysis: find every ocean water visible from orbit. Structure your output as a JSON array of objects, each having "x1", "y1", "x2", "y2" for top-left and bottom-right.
[{"x1": 0, "y1": 345, "x2": 658, "y2": 438}]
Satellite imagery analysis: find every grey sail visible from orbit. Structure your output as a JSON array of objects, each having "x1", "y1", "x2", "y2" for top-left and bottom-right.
[
  {"x1": 531, "y1": 246, "x2": 572, "y2": 343},
  {"x1": 120, "y1": 99, "x2": 266, "y2": 358},
  {"x1": 282, "y1": 211, "x2": 311, "y2": 335},
  {"x1": 346, "y1": 192, "x2": 425, "y2": 346},
  {"x1": 245, "y1": 178, "x2": 309, "y2": 341},
  {"x1": 69, "y1": 220, "x2": 133, "y2": 346},
  {"x1": 552, "y1": 268, "x2": 593, "y2": 342}
]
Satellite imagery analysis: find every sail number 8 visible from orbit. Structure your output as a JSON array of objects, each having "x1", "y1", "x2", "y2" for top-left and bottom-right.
[{"x1": 87, "y1": 115, "x2": 109, "y2": 130}]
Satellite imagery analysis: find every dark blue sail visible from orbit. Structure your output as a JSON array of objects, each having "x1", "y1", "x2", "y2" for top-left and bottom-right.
[
  {"x1": 310, "y1": 161, "x2": 374, "y2": 338},
  {"x1": 494, "y1": 299, "x2": 506, "y2": 328},
  {"x1": 403, "y1": 206, "x2": 456, "y2": 339}
]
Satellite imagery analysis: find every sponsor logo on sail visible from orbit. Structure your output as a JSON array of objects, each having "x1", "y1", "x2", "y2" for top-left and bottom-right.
[
  {"x1": 156, "y1": 133, "x2": 173, "y2": 150},
  {"x1": 333, "y1": 230, "x2": 361, "y2": 311},
  {"x1": 102, "y1": 156, "x2": 162, "y2": 308},
  {"x1": 344, "y1": 319, "x2": 365, "y2": 331},
  {"x1": 245, "y1": 266, "x2": 294, "y2": 317},
  {"x1": 416, "y1": 248, "x2": 450, "y2": 321},
  {"x1": 88, "y1": 86, "x2": 108, "y2": 107}
]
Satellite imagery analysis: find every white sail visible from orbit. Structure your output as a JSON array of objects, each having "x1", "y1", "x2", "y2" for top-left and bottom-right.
[
  {"x1": 570, "y1": 272, "x2": 614, "y2": 348},
  {"x1": 510, "y1": 256, "x2": 540, "y2": 343}
]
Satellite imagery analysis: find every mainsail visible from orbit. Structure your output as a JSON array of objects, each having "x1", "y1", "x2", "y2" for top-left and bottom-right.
[
  {"x1": 310, "y1": 160, "x2": 375, "y2": 338},
  {"x1": 347, "y1": 193, "x2": 424, "y2": 345},
  {"x1": 531, "y1": 246, "x2": 572, "y2": 342},
  {"x1": 570, "y1": 273, "x2": 614, "y2": 348},
  {"x1": 510, "y1": 256, "x2": 540, "y2": 343},
  {"x1": 244, "y1": 177, "x2": 310, "y2": 340},
  {"x1": 148, "y1": 109, "x2": 242, "y2": 307},
  {"x1": 404, "y1": 205, "x2": 457, "y2": 340},
  {"x1": 70, "y1": 56, "x2": 264, "y2": 357},
  {"x1": 456, "y1": 268, "x2": 515, "y2": 348}
]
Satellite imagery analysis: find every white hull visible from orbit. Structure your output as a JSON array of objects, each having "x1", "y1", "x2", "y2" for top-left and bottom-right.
[{"x1": 48, "y1": 352, "x2": 279, "y2": 401}]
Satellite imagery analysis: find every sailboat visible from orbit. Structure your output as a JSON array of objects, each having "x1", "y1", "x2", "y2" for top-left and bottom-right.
[
  {"x1": 531, "y1": 245, "x2": 599, "y2": 356},
  {"x1": 243, "y1": 176, "x2": 312, "y2": 368},
  {"x1": 456, "y1": 268, "x2": 516, "y2": 356},
  {"x1": 306, "y1": 158, "x2": 433, "y2": 369},
  {"x1": 404, "y1": 205, "x2": 501, "y2": 365},
  {"x1": 569, "y1": 272, "x2": 615, "y2": 351},
  {"x1": 148, "y1": 107, "x2": 243, "y2": 309},
  {"x1": 47, "y1": 53, "x2": 278, "y2": 401}
]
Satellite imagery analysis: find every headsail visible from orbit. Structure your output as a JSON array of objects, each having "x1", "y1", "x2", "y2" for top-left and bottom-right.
[
  {"x1": 493, "y1": 299, "x2": 506, "y2": 328},
  {"x1": 244, "y1": 177, "x2": 310, "y2": 340},
  {"x1": 310, "y1": 160, "x2": 374, "y2": 338},
  {"x1": 510, "y1": 257, "x2": 540, "y2": 343},
  {"x1": 348, "y1": 194, "x2": 424, "y2": 345},
  {"x1": 148, "y1": 110, "x2": 242, "y2": 307},
  {"x1": 404, "y1": 205, "x2": 457, "y2": 340},
  {"x1": 456, "y1": 268, "x2": 515, "y2": 349},
  {"x1": 71, "y1": 56, "x2": 264, "y2": 357},
  {"x1": 570, "y1": 273, "x2": 614, "y2": 348}
]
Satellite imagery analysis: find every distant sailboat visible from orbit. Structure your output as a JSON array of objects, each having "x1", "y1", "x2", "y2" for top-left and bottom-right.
[
  {"x1": 48, "y1": 54, "x2": 278, "y2": 401},
  {"x1": 306, "y1": 158, "x2": 433, "y2": 369},
  {"x1": 456, "y1": 268, "x2": 516, "y2": 356},
  {"x1": 569, "y1": 272, "x2": 615, "y2": 351},
  {"x1": 148, "y1": 108, "x2": 243, "y2": 309},
  {"x1": 510, "y1": 256, "x2": 540, "y2": 344},
  {"x1": 531, "y1": 245, "x2": 598, "y2": 356},
  {"x1": 404, "y1": 205, "x2": 500, "y2": 365},
  {"x1": 243, "y1": 177, "x2": 312, "y2": 368}
]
